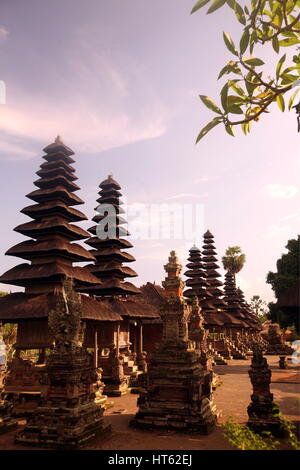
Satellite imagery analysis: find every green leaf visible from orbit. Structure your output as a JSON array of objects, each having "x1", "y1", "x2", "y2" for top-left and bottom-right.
[
  {"x1": 226, "y1": 0, "x2": 236, "y2": 9},
  {"x1": 223, "y1": 32, "x2": 238, "y2": 56},
  {"x1": 191, "y1": 0, "x2": 211, "y2": 14},
  {"x1": 288, "y1": 89, "x2": 300, "y2": 110},
  {"x1": 239, "y1": 28, "x2": 250, "y2": 55},
  {"x1": 228, "y1": 80, "x2": 246, "y2": 97},
  {"x1": 276, "y1": 54, "x2": 286, "y2": 80},
  {"x1": 220, "y1": 83, "x2": 229, "y2": 112},
  {"x1": 241, "y1": 122, "x2": 248, "y2": 135},
  {"x1": 207, "y1": 0, "x2": 226, "y2": 14},
  {"x1": 249, "y1": 31, "x2": 257, "y2": 54},
  {"x1": 234, "y1": 2, "x2": 246, "y2": 24},
  {"x1": 272, "y1": 36, "x2": 280, "y2": 53},
  {"x1": 227, "y1": 95, "x2": 245, "y2": 105},
  {"x1": 280, "y1": 73, "x2": 299, "y2": 85},
  {"x1": 279, "y1": 37, "x2": 300, "y2": 47},
  {"x1": 276, "y1": 94, "x2": 285, "y2": 112},
  {"x1": 228, "y1": 104, "x2": 243, "y2": 114},
  {"x1": 218, "y1": 65, "x2": 230, "y2": 79},
  {"x1": 199, "y1": 95, "x2": 223, "y2": 114},
  {"x1": 243, "y1": 57, "x2": 265, "y2": 66},
  {"x1": 196, "y1": 118, "x2": 222, "y2": 143},
  {"x1": 281, "y1": 31, "x2": 298, "y2": 38},
  {"x1": 225, "y1": 124, "x2": 235, "y2": 136}
]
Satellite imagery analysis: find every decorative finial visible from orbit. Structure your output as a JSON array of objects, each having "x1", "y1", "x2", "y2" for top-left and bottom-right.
[
  {"x1": 191, "y1": 244, "x2": 199, "y2": 251},
  {"x1": 55, "y1": 135, "x2": 63, "y2": 144},
  {"x1": 108, "y1": 173, "x2": 113, "y2": 179}
]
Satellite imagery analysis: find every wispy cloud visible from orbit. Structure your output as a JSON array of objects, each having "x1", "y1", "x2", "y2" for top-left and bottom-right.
[
  {"x1": 0, "y1": 138, "x2": 36, "y2": 160},
  {"x1": 0, "y1": 100, "x2": 168, "y2": 159},
  {"x1": 0, "y1": 32, "x2": 170, "y2": 159},
  {"x1": 265, "y1": 183, "x2": 298, "y2": 199}
]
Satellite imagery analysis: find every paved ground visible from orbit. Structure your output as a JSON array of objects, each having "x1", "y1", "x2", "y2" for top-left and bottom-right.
[{"x1": 0, "y1": 356, "x2": 299, "y2": 450}]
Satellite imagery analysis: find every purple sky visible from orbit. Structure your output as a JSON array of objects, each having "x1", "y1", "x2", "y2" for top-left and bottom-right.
[{"x1": 0, "y1": 0, "x2": 299, "y2": 303}]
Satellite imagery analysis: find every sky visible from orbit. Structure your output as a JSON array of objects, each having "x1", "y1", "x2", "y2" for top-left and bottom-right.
[{"x1": 0, "y1": 0, "x2": 299, "y2": 303}]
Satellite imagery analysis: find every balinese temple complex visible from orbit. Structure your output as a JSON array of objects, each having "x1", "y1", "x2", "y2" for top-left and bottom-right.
[{"x1": 0, "y1": 137, "x2": 266, "y2": 423}]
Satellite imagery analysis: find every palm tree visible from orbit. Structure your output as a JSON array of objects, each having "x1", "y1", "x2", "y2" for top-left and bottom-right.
[{"x1": 222, "y1": 246, "x2": 246, "y2": 285}]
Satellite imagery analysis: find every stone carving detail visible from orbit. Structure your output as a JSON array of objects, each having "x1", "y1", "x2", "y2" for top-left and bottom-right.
[{"x1": 48, "y1": 278, "x2": 85, "y2": 354}]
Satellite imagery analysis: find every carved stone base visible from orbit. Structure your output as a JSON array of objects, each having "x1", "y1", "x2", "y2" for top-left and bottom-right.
[
  {"x1": 104, "y1": 377, "x2": 130, "y2": 397},
  {"x1": 131, "y1": 395, "x2": 218, "y2": 435},
  {"x1": 15, "y1": 400, "x2": 110, "y2": 448},
  {"x1": 247, "y1": 398, "x2": 286, "y2": 437},
  {"x1": 16, "y1": 349, "x2": 111, "y2": 449},
  {"x1": 130, "y1": 344, "x2": 219, "y2": 435}
]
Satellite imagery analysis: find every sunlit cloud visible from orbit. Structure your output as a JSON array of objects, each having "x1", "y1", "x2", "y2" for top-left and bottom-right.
[
  {"x1": 0, "y1": 34, "x2": 170, "y2": 159},
  {"x1": 0, "y1": 138, "x2": 36, "y2": 160},
  {"x1": 265, "y1": 183, "x2": 298, "y2": 199}
]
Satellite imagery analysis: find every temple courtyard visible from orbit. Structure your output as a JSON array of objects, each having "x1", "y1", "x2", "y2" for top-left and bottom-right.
[{"x1": 0, "y1": 356, "x2": 299, "y2": 451}]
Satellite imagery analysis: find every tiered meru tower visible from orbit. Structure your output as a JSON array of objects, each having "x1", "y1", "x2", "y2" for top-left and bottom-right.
[
  {"x1": 83, "y1": 174, "x2": 140, "y2": 297},
  {"x1": 184, "y1": 245, "x2": 213, "y2": 310},
  {"x1": 201, "y1": 230, "x2": 227, "y2": 310},
  {"x1": 82, "y1": 174, "x2": 157, "y2": 396},
  {"x1": 0, "y1": 137, "x2": 121, "y2": 413},
  {"x1": 0, "y1": 136, "x2": 100, "y2": 295}
]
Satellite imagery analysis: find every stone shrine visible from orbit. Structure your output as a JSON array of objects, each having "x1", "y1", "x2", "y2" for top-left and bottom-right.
[
  {"x1": 247, "y1": 344, "x2": 285, "y2": 436},
  {"x1": 16, "y1": 279, "x2": 110, "y2": 449},
  {"x1": 131, "y1": 251, "x2": 218, "y2": 434}
]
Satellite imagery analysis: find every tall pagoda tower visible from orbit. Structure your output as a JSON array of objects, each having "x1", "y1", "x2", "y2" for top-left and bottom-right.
[
  {"x1": 82, "y1": 175, "x2": 158, "y2": 397},
  {"x1": 223, "y1": 272, "x2": 243, "y2": 312},
  {"x1": 0, "y1": 136, "x2": 100, "y2": 294},
  {"x1": 223, "y1": 271, "x2": 249, "y2": 340},
  {"x1": 0, "y1": 137, "x2": 120, "y2": 414},
  {"x1": 201, "y1": 230, "x2": 227, "y2": 310},
  {"x1": 184, "y1": 245, "x2": 214, "y2": 311},
  {"x1": 236, "y1": 287, "x2": 261, "y2": 333},
  {"x1": 83, "y1": 175, "x2": 140, "y2": 297}
]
